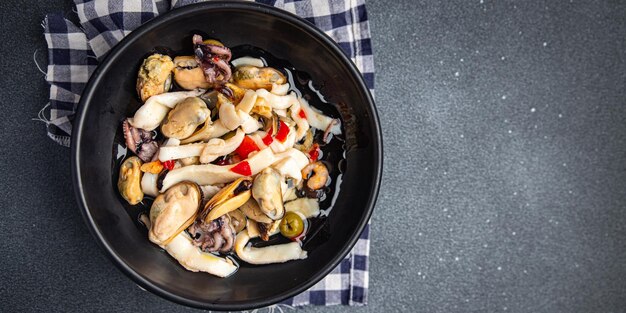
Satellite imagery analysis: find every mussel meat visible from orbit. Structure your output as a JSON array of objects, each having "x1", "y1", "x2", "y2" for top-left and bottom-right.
[
  {"x1": 172, "y1": 56, "x2": 211, "y2": 90},
  {"x1": 148, "y1": 181, "x2": 202, "y2": 246},
  {"x1": 161, "y1": 97, "x2": 211, "y2": 140},
  {"x1": 117, "y1": 156, "x2": 143, "y2": 205},
  {"x1": 252, "y1": 168, "x2": 285, "y2": 220},
  {"x1": 136, "y1": 54, "x2": 174, "y2": 102},
  {"x1": 233, "y1": 65, "x2": 286, "y2": 90}
]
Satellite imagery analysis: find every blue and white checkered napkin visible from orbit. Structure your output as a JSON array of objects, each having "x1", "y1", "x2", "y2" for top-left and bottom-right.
[{"x1": 41, "y1": 0, "x2": 374, "y2": 307}]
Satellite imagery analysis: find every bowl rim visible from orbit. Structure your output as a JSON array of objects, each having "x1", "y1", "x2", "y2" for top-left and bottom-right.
[{"x1": 71, "y1": 1, "x2": 383, "y2": 310}]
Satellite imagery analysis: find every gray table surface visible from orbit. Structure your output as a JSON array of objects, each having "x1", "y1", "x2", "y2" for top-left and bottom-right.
[{"x1": 2, "y1": 0, "x2": 626, "y2": 312}]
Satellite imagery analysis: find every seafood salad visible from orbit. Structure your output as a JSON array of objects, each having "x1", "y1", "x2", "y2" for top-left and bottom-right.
[{"x1": 116, "y1": 35, "x2": 343, "y2": 277}]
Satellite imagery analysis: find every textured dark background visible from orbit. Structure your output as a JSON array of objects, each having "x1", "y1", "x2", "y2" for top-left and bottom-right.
[{"x1": 2, "y1": 0, "x2": 626, "y2": 312}]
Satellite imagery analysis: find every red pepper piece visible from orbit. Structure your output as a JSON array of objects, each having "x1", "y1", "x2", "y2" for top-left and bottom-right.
[
  {"x1": 262, "y1": 127, "x2": 274, "y2": 146},
  {"x1": 309, "y1": 143, "x2": 320, "y2": 162},
  {"x1": 298, "y1": 109, "x2": 307, "y2": 119},
  {"x1": 162, "y1": 160, "x2": 176, "y2": 171},
  {"x1": 235, "y1": 136, "x2": 260, "y2": 159},
  {"x1": 274, "y1": 120, "x2": 290, "y2": 143},
  {"x1": 212, "y1": 56, "x2": 220, "y2": 63},
  {"x1": 230, "y1": 161, "x2": 252, "y2": 176}
]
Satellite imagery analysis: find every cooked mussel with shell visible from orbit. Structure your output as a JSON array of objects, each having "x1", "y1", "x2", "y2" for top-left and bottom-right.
[
  {"x1": 118, "y1": 156, "x2": 143, "y2": 205},
  {"x1": 201, "y1": 177, "x2": 252, "y2": 222},
  {"x1": 233, "y1": 65, "x2": 286, "y2": 90},
  {"x1": 161, "y1": 97, "x2": 211, "y2": 139},
  {"x1": 148, "y1": 181, "x2": 202, "y2": 246},
  {"x1": 252, "y1": 168, "x2": 285, "y2": 220},
  {"x1": 136, "y1": 54, "x2": 174, "y2": 102}
]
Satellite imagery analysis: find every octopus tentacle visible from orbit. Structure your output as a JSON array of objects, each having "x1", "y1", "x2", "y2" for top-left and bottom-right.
[
  {"x1": 189, "y1": 215, "x2": 235, "y2": 253},
  {"x1": 192, "y1": 34, "x2": 232, "y2": 86},
  {"x1": 214, "y1": 59, "x2": 231, "y2": 77},
  {"x1": 122, "y1": 118, "x2": 158, "y2": 162}
]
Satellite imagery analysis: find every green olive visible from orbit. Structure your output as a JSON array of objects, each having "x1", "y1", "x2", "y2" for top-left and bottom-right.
[{"x1": 279, "y1": 212, "x2": 305, "y2": 239}]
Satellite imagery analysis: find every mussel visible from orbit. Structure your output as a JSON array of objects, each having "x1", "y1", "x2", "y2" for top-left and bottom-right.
[
  {"x1": 172, "y1": 56, "x2": 211, "y2": 90},
  {"x1": 201, "y1": 177, "x2": 252, "y2": 222},
  {"x1": 232, "y1": 65, "x2": 286, "y2": 90},
  {"x1": 161, "y1": 97, "x2": 211, "y2": 139},
  {"x1": 252, "y1": 168, "x2": 285, "y2": 220},
  {"x1": 136, "y1": 54, "x2": 174, "y2": 102},
  {"x1": 148, "y1": 181, "x2": 203, "y2": 246},
  {"x1": 117, "y1": 156, "x2": 143, "y2": 205},
  {"x1": 188, "y1": 178, "x2": 251, "y2": 253}
]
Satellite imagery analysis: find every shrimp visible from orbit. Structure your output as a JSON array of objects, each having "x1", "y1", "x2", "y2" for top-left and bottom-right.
[{"x1": 301, "y1": 161, "x2": 329, "y2": 190}]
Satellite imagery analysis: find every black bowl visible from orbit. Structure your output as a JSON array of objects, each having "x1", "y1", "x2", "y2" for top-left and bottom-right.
[{"x1": 72, "y1": 1, "x2": 381, "y2": 310}]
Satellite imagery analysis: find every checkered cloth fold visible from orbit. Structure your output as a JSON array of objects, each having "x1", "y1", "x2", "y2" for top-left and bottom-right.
[{"x1": 41, "y1": 0, "x2": 374, "y2": 307}]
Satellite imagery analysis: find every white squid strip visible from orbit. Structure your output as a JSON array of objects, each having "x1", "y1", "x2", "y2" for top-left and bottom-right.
[
  {"x1": 271, "y1": 83, "x2": 290, "y2": 96},
  {"x1": 236, "y1": 90, "x2": 257, "y2": 114},
  {"x1": 247, "y1": 147, "x2": 284, "y2": 174},
  {"x1": 160, "y1": 148, "x2": 307, "y2": 192},
  {"x1": 128, "y1": 90, "x2": 205, "y2": 131},
  {"x1": 164, "y1": 232, "x2": 238, "y2": 277},
  {"x1": 160, "y1": 148, "x2": 275, "y2": 192},
  {"x1": 234, "y1": 229, "x2": 307, "y2": 265},
  {"x1": 240, "y1": 113, "x2": 261, "y2": 134},
  {"x1": 141, "y1": 172, "x2": 159, "y2": 197},
  {"x1": 161, "y1": 164, "x2": 234, "y2": 192},
  {"x1": 248, "y1": 132, "x2": 269, "y2": 150},
  {"x1": 219, "y1": 99, "x2": 243, "y2": 130},
  {"x1": 158, "y1": 143, "x2": 205, "y2": 162},
  {"x1": 210, "y1": 120, "x2": 231, "y2": 138},
  {"x1": 200, "y1": 129, "x2": 245, "y2": 163},
  {"x1": 298, "y1": 97, "x2": 341, "y2": 135},
  {"x1": 274, "y1": 109, "x2": 287, "y2": 117},
  {"x1": 274, "y1": 148, "x2": 309, "y2": 170},
  {"x1": 255, "y1": 89, "x2": 298, "y2": 110},
  {"x1": 219, "y1": 96, "x2": 259, "y2": 133},
  {"x1": 164, "y1": 138, "x2": 181, "y2": 147},
  {"x1": 231, "y1": 56, "x2": 265, "y2": 68},
  {"x1": 158, "y1": 129, "x2": 245, "y2": 163},
  {"x1": 284, "y1": 198, "x2": 320, "y2": 218},
  {"x1": 273, "y1": 157, "x2": 303, "y2": 184},
  {"x1": 269, "y1": 127, "x2": 297, "y2": 153},
  {"x1": 179, "y1": 119, "x2": 230, "y2": 144},
  {"x1": 289, "y1": 101, "x2": 310, "y2": 141}
]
